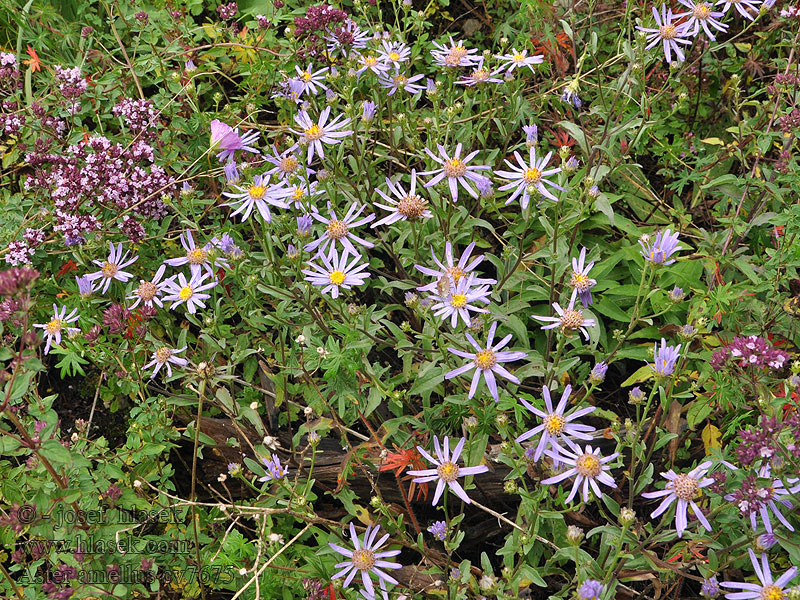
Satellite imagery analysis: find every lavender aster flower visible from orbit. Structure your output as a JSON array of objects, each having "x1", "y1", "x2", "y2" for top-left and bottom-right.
[
  {"x1": 84, "y1": 242, "x2": 138, "y2": 294},
  {"x1": 533, "y1": 290, "x2": 597, "y2": 341},
  {"x1": 222, "y1": 174, "x2": 289, "y2": 223},
  {"x1": 144, "y1": 345, "x2": 188, "y2": 378},
  {"x1": 720, "y1": 549, "x2": 797, "y2": 599},
  {"x1": 716, "y1": 0, "x2": 762, "y2": 19},
  {"x1": 494, "y1": 48, "x2": 544, "y2": 75},
  {"x1": 281, "y1": 180, "x2": 324, "y2": 212},
  {"x1": 297, "y1": 214, "x2": 314, "y2": 236},
  {"x1": 210, "y1": 119, "x2": 260, "y2": 162},
  {"x1": 258, "y1": 454, "x2": 288, "y2": 482},
  {"x1": 302, "y1": 247, "x2": 370, "y2": 299},
  {"x1": 407, "y1": 436, "x2": 489, "y2": 505},
  {"x1": 264, "y1": 145, "x2": 307, "y2": 180},
  {"x1": 361, "y1": 101, "x2": 377, "y2": 123},
  {"x1": 640, "y1": 228, "x2": 681, "y2": 265},
  {"x1": 34, "y1": 304, "x2": 80, "y2": 354},
  {"x1": 641, "y1": 461, "x2": 714, "y2": 537},
  {"x1": 589, "y1": 362, "x2": 608, "y2": 384},
  {"x1": 495, "y1": 146, "x2": 565, "y2": 207},
  {"x1": 329, "y1": 523, "x2": 402, "y2": 600},
  {"x1": 578, "y1": 579, "x2": 605, "y2": 600},
  {"x1": 127, "y1": 265, "x2": 175, "y2": 309},
  {"x1": 164, "y1": 230, "x2": 228, "y2": 278},
  {"x1": 415, "y1": 242, "x2": 496, "y2": 293},
  {"x1": 377, "y1": 70, "x2": 426, "y2": 96},
  {"x1": 650, "y1": 338, "x2": 682, "y2": 377},
  {"x1": 676, "y1": 0, "x2": 728, "y2": 38},
  {"x1": 420, "y1": 143, "x2": 491, "y2": 203},
  {"x1": 725, "y1": 465, "x2": 800, "y2": 533},
  {"x1": 570, "y1": 247, "x2": 597, "y2": 307},
  {"x1": 701, "y1": 577, "x2": 721, "y2": 599},
  {"x1": 76, "y1": 275, "x2": 94, "y2": 297},
  {"x1": 224, "y1": 160, "x2": 239, "y2": 183},
  {"x1": 455, "y1": 57, "x2": 504, "y2": 87},
  {"x1": 429, "y1": 274, "x2": 492, "y2": 328},
  {"x1": 444, "y1": 321, "x2": 527, "y2": 402},
  {"x1": 372, "y1": 169, "x2": 431, "y2": 228},
  {"x1": 291, "y1": 107, "x2": 353, "y2": 164},
  {"x1": 378, "y1": 40, "x2": 411, "y2": 68},
  {"x1": 636, "y1": 6, "x2": 694, "y2": 63},
  {"x1": 428, "y1": 521, "x2": 447, "y2": 541},
  {"x1": 516, "y1": 384, "x2": 596, "y2": 461},
  {"x1": 755, "y1": 533, "x2": 777, "y2": 552},
  {"x1": 355, "y1": 53, "x2": 390, "y2": 77},
  {"x1": 430, "y1": 36, "x2": 479, "y2": 67},
  {"x1": 523, "y1": 123, "x2": 538, "y2": 147},
  {"x1": 162, "y1": 271, "x2": 217, "y2": 314},
  {"x1": 304, "y1": 202, "x2": 375, "y2": 255},
  {"x1": 294, "y1": 63, "x2": 328, "y2": 95},
  {"x1": 541, "y1": 444, "x2": 618, "y2": 504}
]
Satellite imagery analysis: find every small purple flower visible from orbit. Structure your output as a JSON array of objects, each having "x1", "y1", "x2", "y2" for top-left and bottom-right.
[
  {"x1": 291, "y1": 107, "x2": 353, "y2": 164},
  {"x1": 719, "y1": 549, "x2": 797, "y2": 599},
  {"x1": 523, "y1": 123, "x2": 538, "y2": 146},
  {"x1": 428, "y1": 275, "x2": 492, "y2": 329},
  {"x1": 533, "y1": 290, "x2": 597, "y2": 341},
  {"x1": 415, "y1": 242, "x2": 496, "y2": 293},
  {"x1": 294, "y1": 63, "x2": 329, "y2": 96},
  {"x1": 570, "y1": 247, "x2": 597, "y2": 307},
  {"x1": 302, "y1": 247, "x2": 370, "y2": 299},
  {"x1": 329, "y1": 523, "x2": 402, "y2": 600},
  {"x1": 361, "y1": 101, "x2": 377, "y2": 123},
  {"x1": 701, "y1": 577, "x2": 721, "y2": 598},
  {"x1": 224, "y1": 160, "x2": 239, "y2": 183},
  {"x1": 725, "y1": 465, "x2": 800, "y2": 533},
  {"x1": 650, "y1": 338, "x2": 681, "y2": 377},
  {"x1": 589, "y1": 362, "x2": 608, "y2": 384},
  {"x1": 407, "y1": 436, "x2": 489, "y2": 505},
  {"x1": 84, "y1": 242, "x2": 138, "y2": 294},
  {"x1": 303, "y1": 202, "x2": 375, "y2": 255},
  {"x1": 676, "y1": 0, "x2": 728, "y2": 39},
  {"x1": 640, "y1": 228, "x2": 681, "y2": 265},
  {"x1": 716, "y1": 0, "x2": 762, "y2": 19},
  {"x1": 495, "y1": 146, "x2": 565, "y2": 207},
  {"x1": 75, "y1": 275, "x2": 94, "y2": 297},
  {"x1": 494, "y1": 49, "x2": 544, "y2": 75},
  {"x1": 377, "y1": 70, "x2": 426, "y2": 96},
  {"x1": 144, "y1": 346, "x2": 188, "y2": 378},
  {"x1": 669, "y1": 286, "x2": 685, "y2": 302},
  {"x1": 297, "y1": 214, "x2": 314, "y2": 236},
  {"x1": 162, "y1": 271, "x2": 218, "y2": 314},
  {"x1": 444, "y1": 322, "x2": 527, "y2": 402},
  {"x1": 755, "y1": 532, "x2": 777, "y2": 552},
  {"x1": 636, "y1": 6, "x2": 694, "y2": 63},
  {"x1": 427, "y1": 521, "x2": 447, "y2": 540},
  {"x1": 372, "y1": 170, "x2": 432, "y2": 228},
  {"x1": 210, "y1": 119, "x2": 260, "y2": 162},
  {"x1": 127, "y1": 265, "x2": 174, "y2": 309},
  {"x1": 264, "y1": 145, "x2": 306, "y2": 180},
  {"x1": 516, "y1": 384, "x2": 596, "y2": 461},
  {"x1": 164, "y1": 230, "x2": 229, "y2": 278},
  {"x1": 578, "y1": 579, "x2": 604, "y2": 600},
  {"x1": 641, "y1": 461, "x2": 714, "y2": 538},
  {"x1": 430, "y1": 36, "x2": 479, "y2": 67},
  {"x1": 629, "y1": 386, "x2": 645, "y2": 403},
  {"x1": 258, "y1": 454, "x2": 288, "y2": 482},
  {"x1": 34, "y1": 304, "x2": 80, "y2": 354},
  {"x1": 541, "y1": 444, "x2": 618, "y2": 504},
  {"x1": 420, "y1": 143, "x2": 491, "y2": 203},
  {"x1": 455, "y1": 57, "x2": 504, "y2": 87}
]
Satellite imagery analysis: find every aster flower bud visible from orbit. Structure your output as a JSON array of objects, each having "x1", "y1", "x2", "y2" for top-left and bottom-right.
[
  {"x1": 400, "y1": 320, "x2": 412, "y2": 332},
  {"x1": 564, "y1": 156, "x2": 580, "y2": 172},
  {"x1": 668, "y1": 286, "x2": 685, "y2": 302},
  {"x1": 566, "y1": 525, "x2": 584, "y2": 545},
  {"x1": 286, "y1": 244, "x2": 299, "y2": 259},
  {"x1": 786, "y1": 586, "x2": 800, "y2": 600},
  {"x1": 464, "y1": 415, "x2": 478, "y2": 431},
  {"x1": 619, "y1": 507, "x2": 635, "y2": 526},
  {"x1": 588, "y1": 185, "x2": 600, "y2": 198},
  {"x1": 754, "y1": 532, "x2": 777, "y2": 552},
  {"x1": 628, "y1": 386, "x2": 645, "y2": 405},
  {"x1": 679, "y1": 324, "x2": 695, "y2": 339},
  {"x1": 500, "y1": 36, "x2": 509, "y2": 45},
  {"x1": 308, "y1": 431, "x2": 320, "y2": 446},
  {"x1": 504, "y1": 480, "x2": 518, "y2": 494},
  {"x1": 500, "y1": 441, "x2": 512, "y2": 454},
  {"x1": 404, "y1": 292, "x2": 418, "y2": 307},
  {"x1": 700, "y1": 577, "x2": 720, "y2": 599},
  {"x1": 559, "y1": 145, "x2": 571, "y2": 160},
  {"x1": 370, "y1": 495, "x2": 382, "y2": 508},
  {"x1": 589, "y1": 361, "x2": 608, "y2": 384}
]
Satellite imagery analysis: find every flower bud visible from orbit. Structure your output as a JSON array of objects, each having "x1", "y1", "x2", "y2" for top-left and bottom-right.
[
  {"x1": 503, "y1": 480, "x2": 518, "y2": 494},
  {"x1": 566, "y1": 525, "x2": 584, "y2": 545},
  {"x1": 619, "y1": 507, "x2": 635, "y2": 527}
]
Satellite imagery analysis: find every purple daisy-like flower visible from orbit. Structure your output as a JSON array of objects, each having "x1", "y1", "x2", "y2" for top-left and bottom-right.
[
  {"x1": 640, "y1": 228, "x2": 682, "y2": 265},
  {"x1": 162, "y1": 271, "x2": 217, "y2": 314},
  {"x1": 516, "y1": 384, "x2": 596, "y2": 461},
  {"x1": 304, "y1": 202, "x2": 375, "y2": 255},
  {"x1": 641, "y1": 460, "x2": 714, "y2": 538},
  {"x1": 355, "y1": 53, "x2": 390, "y2": 77},
  {"x1": 378, "y1": 40, "x2": 411, "y2": 68},
  {"x1": 329, "y1": 523, "x2": 402, "y2": 600},
  {"x1": 291, "y1": 107, "x2": 353, "y2": 164},
  {"x1": 427, "y1": 521, "x2": 447, "y2": 540},
  {"x1": 455, "y1": 57, "x2": 504, "y2": 87},
  {"x1": 34, "y1": 304, "x2": 80, "y2": 354},
  {"x1": 578, "y1": 579, "x2": 605, "y2": 600},
  {"x1": 164, "y1": 230, "x2": 229, "y2": 278},
  {"x1": 429, "y1": 274, "x2": 492, "y2": 329},
  {"x1": 377, "y1": 70, "x2": 426, "y2": 96},
  {"x1": 533, "y1": 290, "x2": 597, "y2": 341},
  {"x1": 444, "y1": 321, "x2": 527, "y2": 402},
  {"x1": 541, "y1": 444, "x2": 618, "y2": 504},
  {"x1": 636, "y1": 6, "x2": 694, "y2": 64},
  {"x1": 407, "y1": 436, "x2": 489, "y2": 505},
  {"x1": 294, "y1": 63, "x2": 328, "y2": 95},
  {"x1": 143, "y1": 345, "x2": 188, "y2": 378},
  {"x1": 222, "y1": 174, "x2": 289, "y2": 223},
  {"x1": 716, "y1": 0, "x2": 762, "y2": 19},
  {"x1": 415, "y1": 241, "x2": 496, "y2": 293},
  {"x1": 371, "y1": 169, "x2": 432, "y2": 228},
  {"x1": 650, "y1": 338, "x2": 682, "y2": 377},
  {"x1": 84, "y1": 242, "x2": 139, "y2": 295},
  {"x1": 569, "y1": 247, "x2": 597, "y2": 307},
  {"x1": 720, "y1": 549, "x2": 797, "y2": 600},
  {"x1": 76, "y1": 275, "x2": 93, "y2": 297},
  {"x1": 495, "y1": 146, "x2": 565, "y2": 207},
  {"x1": 258, "y1": 454, "x2": 289, "y2": 482},
  {"x1": 210, "y1": 119, "x2": 260, "y2": 163},
  {"x1": 430, "y1": 36, "x2": 479, "y2": 67},
  {"x1": 494, "y1": 48, "x2": 544, "y2": 75},
  {"x1": 676, "y1": 0, "x2": 728, "y2": 38},
  {"x1": 302, "y1": 247, "x2": 370, "y2": 299},
  {"x1": 263, "y1": 145, "x2": 308, "y2": 181},
  {"x1": 420, "y1": 143, "x2": 491, "y2": 203},
  {"x1": 127, "y1": 265, "x2": 175, "y2": 309},
  {"x1": 280, "y1": 179, "x2": 325, "y2": 212}
]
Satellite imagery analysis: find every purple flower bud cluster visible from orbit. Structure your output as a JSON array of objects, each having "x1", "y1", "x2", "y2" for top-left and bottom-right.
[
  {"x1": 0, "y1": 52, "x2": 22, "y2": 94},
  {"x1": 217, "y1": 1, "x2": 238, "y2": 21},
  {"x1": 4, "y1": 240, "x2": 34, "y2": 266},
  {"x1": 736, "y1": 416, "x2": 788, "y2": 465},
  {"x1": 32, "y1": 102, "x2": 67, "y2": 138},
  {"x1": 0, "y1": 101, "x2": 24, "y2": 136},
  {"x1": 102, "y1": 303, "x2": 131, "y2": 335},
  {"x1": 781, "y1": 5, "x2": 800, "y2": 18},
  {"x1": 24, "y1": 134, "x2": 174, "y2": 245},
  {"x1": 112, "y1": 98, "x2": 158, "y2": 138},
  {"x1": 293, "y1": 4, "x2": 348, "y2": 59},
  {"x1": 711, "y1": 335, "x2": 790, "y2": 371},
  {"x1": 53, "y1": 65, "x2": 88, "y2": 114}
]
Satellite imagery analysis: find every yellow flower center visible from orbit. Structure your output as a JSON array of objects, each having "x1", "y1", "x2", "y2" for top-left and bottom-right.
[
  {"x1": 301, "y1": 71, "x2": 312, "y2": 81},
  {"x1": 448, "y1": 266, "x2": 465, "y2": 283},
  {"x1": 394, "y1": 74, "x2": 408, "y2": 86},
  {"x1": 443, "y1": 158, "x2": 467, "y2": 178},
  {"x1": 329, "y1": 270, "x2": 345, "y2": 285},
  {"x1": 305, "y1": 125, "x2": 324, "y2": 141},
  {"x1": 389, "y1": 52, "x2": 400, "y2": 61},
  {"x1": 292, "y1": 187, "x2": 306, "y2": 201},
  {"x1": 351, "y1": 548, "x2": 376, "y2": 571},
  {"x1": 570, "y1": 272, "x2": 591, "y2": 291},
  {"x1": 513, "y1": 53, "x2": 525, "y2": 62},
  {"x1": 660, "y1": 24, "x2": 678, "y2": 39},
  {"x1": 523, "y1": 168, "x2": 542, "y2": 184},
  {"x1": 472, "y1": 69, "x2": 489, "y2": 82},
  {"x1": 444, "y1": 45, "x2": 469, "y2": 65},
  {"x1": 544, "y1": 413, "x2": 566, "y2": 435},
  {"x1": 46, "y1": 319, "x2": 62, "y2": 335},
  {"x1": 363, "y1": 56, "x2": 378, "y2": 66},
  {"x1": 693, "y1": 3, "x2": 712, "y2": 18},
  {"x1": 179, "y1": 286, "x2": 194, "y2": 300},
  {"x1": 137, "y1": 280, "x2": 157, "y2": 301},
  {"x1": 187, "y1": 248, "x2": 208, "y2": 265},
  {"x1": 249, "y1": 185, "x2": 266, "y2": 199},
  {"x1": 397, "y1": 194, "x2": 428, "y2": 219},
  {"x1": 326, "y1": 219, "x2": 348, "y2": 239},
  {"x1": 761, "y1": 586, "x2": 785, "y2": 600},
  {"x1": 672, "y1": 474, "x2": 699, "y2": 501},
  {"x1": 155, "y1": 346, "x2": 172, "y2": 363},
  {"x1": 450, "y1": 294, "x2": 467, "y2": 309},
  {"x1": 437, "y1": 461, "x2": 460, "y2": 482},
  {"x1": 575, "y1": 453, "x2": 602, "y2": 477},
  {"x1": 280, "y1": 156, "x2": 298, "y2": 174},
  {"x1": 560, "y1": 309, "x2": 585, "y2": 331},
  {"x1": 101, "y1": 262, "x2": 118, "y2": 278},
  {"x1": 474, "y1": 349, "x2": 497, "y2": 370}
]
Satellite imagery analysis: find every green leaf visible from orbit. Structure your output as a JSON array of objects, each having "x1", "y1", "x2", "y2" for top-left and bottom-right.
[{"x1": 620, "y1": 364, "x2": 653, "y2": 387}]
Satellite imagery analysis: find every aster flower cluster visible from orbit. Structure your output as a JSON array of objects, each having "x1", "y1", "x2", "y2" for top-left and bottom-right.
[{"x1": 711, "y1": 336, "x2": 790, "y2": 371}]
